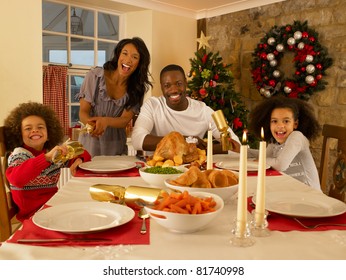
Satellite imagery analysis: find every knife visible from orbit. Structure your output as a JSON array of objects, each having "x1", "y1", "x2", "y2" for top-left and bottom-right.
[{"x1": 17, "y1": 238, "x2": 112, "y2": 243}]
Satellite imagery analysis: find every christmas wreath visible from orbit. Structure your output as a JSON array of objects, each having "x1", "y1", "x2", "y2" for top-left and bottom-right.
[{"x1": 250, "y1": 20, "x2": 333, "y2": 100}]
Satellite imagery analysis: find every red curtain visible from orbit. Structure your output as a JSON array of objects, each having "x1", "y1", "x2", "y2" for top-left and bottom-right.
[{"x1": 42, "y1": 65, "x2": 69, "y2": 136}]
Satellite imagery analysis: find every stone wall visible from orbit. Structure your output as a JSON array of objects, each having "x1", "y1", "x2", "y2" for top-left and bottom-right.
[{"x1": 205, "y1": 0, "x2": 346, "y2": 190}]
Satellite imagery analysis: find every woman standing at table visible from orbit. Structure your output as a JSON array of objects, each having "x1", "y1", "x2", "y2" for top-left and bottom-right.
[
  {"x1": 4, "y1": 102, "x2": 91, "y2": 221},
  {"x1": 77, "y1": 37, "x2": 152, "y2": 157},
  {"x1": 248, "y1": 96, "x2": 321, "y2": 190}
]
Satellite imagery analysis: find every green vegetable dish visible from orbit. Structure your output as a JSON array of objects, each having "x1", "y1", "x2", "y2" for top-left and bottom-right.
[{"x1": 144, "y1": 166, "x2": 183, "y2": 174}]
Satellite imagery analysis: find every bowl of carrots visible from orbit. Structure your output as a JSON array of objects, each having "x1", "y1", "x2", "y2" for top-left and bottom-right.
[{"x1": 144, "y1": 190, "x2": 224, "y2": 233}]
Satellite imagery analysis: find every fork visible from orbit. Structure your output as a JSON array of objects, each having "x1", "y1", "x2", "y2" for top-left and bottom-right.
[{"x1": 293, "y1": 218, "x2": 346, "y2": 229}]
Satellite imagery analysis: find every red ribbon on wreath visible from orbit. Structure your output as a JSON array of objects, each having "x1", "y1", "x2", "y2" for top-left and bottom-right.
[
  {"x1": 294, "y1": 45, "x2": 316, "y2": 63},
  {"x1": 285, "y1": 81, "x2": 307, "y2": 98}
]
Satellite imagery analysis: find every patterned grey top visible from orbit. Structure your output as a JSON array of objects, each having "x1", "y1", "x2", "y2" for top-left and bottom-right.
[{"x1": 77, "y1": 67, "x2": 139, "y2": 157}]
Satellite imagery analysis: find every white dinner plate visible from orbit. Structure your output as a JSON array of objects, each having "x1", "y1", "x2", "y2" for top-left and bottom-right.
[
  {"x1": 215, "y1": 160, "x2": 270, "y2": 171},
  {"x1": 33, "y1": 202, "x2": 135, "y2": 233},
  {"x1": 252, "y1": 191, "x2": 346, "y2": 218},
  {"x1": 78, "y1": 160, "x2": 136, "y2": 173}
]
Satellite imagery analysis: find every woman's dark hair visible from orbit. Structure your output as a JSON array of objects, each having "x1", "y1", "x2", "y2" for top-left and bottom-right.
[
  {"x1": 4, "y1": 102, "x2": 64, "y2": 151},
  {"x1": 248, "y1": 95, "x2": 320, "y2": 142},
  {"x1": 160, "y1": 64, "x2": 186, "y2": 79},
  {"x1": 103, "y1": 37, "x2": 153, "y2": 109}
]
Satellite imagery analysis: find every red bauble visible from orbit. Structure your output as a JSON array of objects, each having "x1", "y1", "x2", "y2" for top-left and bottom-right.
[
  {"x1": 316, "y1": 64, "x2": 323, "y2": 70},
  {"x1": 316, "y1": 74, "x2": 323, "y2": 80},
  {"x1": 199, "y1": 88, "x2": 207, "y2": 96},
  {"x1": 288, "y1": 45, "x2": 294, "y2": 50},
  {"x1": 309, "y1": 37, "x2": 315, "y2": 42},
  {"x1": 295, "y1": 71, "x2": 301, "y2": 75},
  {"x1": 213, "y1": 74, "x2": 219, "y2": 80},
  {"x1": 302, "y1": 32, "x2": 309, "y2": 38},
  {"x1": 285, "y1": 25, "x2": 292, "y2": 32},
  {"x1": 310, "y1": 81, "x2": 317, "y2": 87},
  {"x1": 301, "y1": 67, "x2": 306, "y2": 72},
  {"x1": 261, "y1": 52, "x2": 267, "y2": 59}
]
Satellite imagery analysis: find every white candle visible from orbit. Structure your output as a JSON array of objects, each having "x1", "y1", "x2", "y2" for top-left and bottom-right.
[
  {"x1": 255, "y1": 127, "x2": 266, "y2": 226},
  {"x1": 236, "y1": 131, "x2": 247, "y2": 235},
  {"x1": 206, "y1": 123, "x2": 213, "y2": 170}
]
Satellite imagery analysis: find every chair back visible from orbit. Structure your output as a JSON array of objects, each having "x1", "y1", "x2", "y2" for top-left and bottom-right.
[
  {"x1": 0, "y1": 126, "x2": 18, "y2": 242},
  {"x1": 319, "y1": 124, "x2": 346, "y2": 203}
]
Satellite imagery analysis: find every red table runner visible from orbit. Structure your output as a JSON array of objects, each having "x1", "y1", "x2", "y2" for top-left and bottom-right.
[
  {"x1": 8, "y1": 210, "x2": 150, "y2": 246},
  {"x1": 247, "y1": 169, "x2": 282, "y2": 176},
  {"x1": 247, "y1": 197, "x2": 346, "y2": 231}
]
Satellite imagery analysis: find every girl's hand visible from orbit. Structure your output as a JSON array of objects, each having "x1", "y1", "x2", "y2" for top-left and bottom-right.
[
  {"x1": 45, "y1": 145, "x2": 68, "y2": 162},
  {"x1": 70, "y1": 158, "x2": 83, "y2": 176}
]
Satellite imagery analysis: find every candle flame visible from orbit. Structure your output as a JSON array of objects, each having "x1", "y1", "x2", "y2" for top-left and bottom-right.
[
  {"x1": 242, "y1": 130, "x2": 247, "y2": 144},
  {"x1": 261, "y1": 127, "x2": 264, "y2": 140}
]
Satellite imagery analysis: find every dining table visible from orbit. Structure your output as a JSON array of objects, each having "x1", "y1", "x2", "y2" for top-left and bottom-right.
[{"x1": 0, "y1": 155, "x2": 346, "y2": 261}]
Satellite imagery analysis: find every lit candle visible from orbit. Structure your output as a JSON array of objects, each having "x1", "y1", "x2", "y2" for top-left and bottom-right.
[
  {"x1": 207, "y1": 122, "x2": 213, "y2": 170},
  {"x1": 255, "y1": 127, "x2": 266, "y2": 226},
  {"x1": 236, "y1": 130, "x2": 247, "y2": 235}
]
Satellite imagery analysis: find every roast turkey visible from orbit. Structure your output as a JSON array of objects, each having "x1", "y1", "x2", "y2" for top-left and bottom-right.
[{"x1": 152, "y1": 131, "x2": 200, "y2": 164}]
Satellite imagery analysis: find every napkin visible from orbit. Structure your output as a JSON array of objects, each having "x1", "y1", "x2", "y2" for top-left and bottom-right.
[
  {"x1": 74, "y1": 162, "x2": 144, "y2": 177},
  {"x1": 8, "y1": 210, "x2": 150, "y2": 246},
  {"x1": 247, "y1": 197, "x2": 346, "y2": 231},
  {"x1": 247, "y1": 169, "x2": 282, "y2": 176}
]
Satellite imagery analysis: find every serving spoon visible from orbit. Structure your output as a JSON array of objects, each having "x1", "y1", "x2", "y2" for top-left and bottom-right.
[{"x1": 139, "y1": 207, "x2": 150, "y2": 234}]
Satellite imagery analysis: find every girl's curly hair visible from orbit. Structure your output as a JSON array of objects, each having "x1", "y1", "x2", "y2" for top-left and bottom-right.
[
  {"x1": 4, "y1": 102, "x2": 64, "y2": 151},
  {"x1": 248, "y1": 96, "x2": 321, "y2": 142}
]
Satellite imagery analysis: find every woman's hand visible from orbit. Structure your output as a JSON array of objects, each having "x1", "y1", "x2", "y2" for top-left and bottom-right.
[{"x1": 88, "y1": 117, "x2": 107, "y2": 137}]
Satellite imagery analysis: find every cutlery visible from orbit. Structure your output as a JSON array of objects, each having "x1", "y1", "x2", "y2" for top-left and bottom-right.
[
  {"x1": 293, "y1": 218, "x2": 346, "y2": 229},
  {"x1": 138, "y1": 207, "x2": 149, "y2": 234},
  {"x1": 17, "y1": 238, "x2": 112, "y2": 243}
]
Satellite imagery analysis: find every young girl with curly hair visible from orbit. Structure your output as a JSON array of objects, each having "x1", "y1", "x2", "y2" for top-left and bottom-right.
[
  {"x1": 248, "y1": 96, "x2": 321, "y2": 190},
  {"x1": 4, "y1": 102, "x2": 91, "y2": 221}
]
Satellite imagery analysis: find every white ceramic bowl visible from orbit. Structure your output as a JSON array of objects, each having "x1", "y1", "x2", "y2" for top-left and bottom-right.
[
  {"x1": 164, "y1": 177, "x2": 238, "y2": 203},
  {"x1": 139, "y1": 166, "x2": 188, "y2": 188},
  {"x1": 144, "y1": 191, "x2": 224, "y2": 233}
]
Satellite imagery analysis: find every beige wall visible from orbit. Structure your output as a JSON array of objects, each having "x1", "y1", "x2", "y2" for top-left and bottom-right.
[
  {"x1": 0, "y1": 0, "x2": 42, "y2": 125},
  {"x1": 126, "y1": 10, "x2": 196, "y2": 99}
]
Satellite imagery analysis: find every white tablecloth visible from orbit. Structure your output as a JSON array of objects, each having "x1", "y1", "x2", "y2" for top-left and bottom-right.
[{"x1": 1, "y1": 156, "x2": 346, "y2": 260}]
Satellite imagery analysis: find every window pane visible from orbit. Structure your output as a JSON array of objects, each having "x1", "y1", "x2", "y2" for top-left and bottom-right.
[
  {"x1": 70, "y1": 105, "x2": 80, "y2": 127},
  {"x1": 97, "y1": 41, "x2": 116, "y2": 66},
  {"x1": 71, "y1": 7, "x2": 94, "y2": 38},
  {"x1": 43, "y1": 35, "x2": 67, "y2": 63},
  {"x1": 98, "y1": 12, "x2": 119, "y2": 41},
  {"x1": 42, "y1": 1, "x2": 67, "y2": 33},
  {"x1": 70, "y1": 75, "x2": 85, "y2": 102},
  {"x1": 71, "y1": 39, "x2": 94, "y2": 66}
]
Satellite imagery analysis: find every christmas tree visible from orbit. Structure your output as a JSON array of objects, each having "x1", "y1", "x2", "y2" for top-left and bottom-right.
[{"x1": 187, "y1": 32, "x2": 252, "y2": 145}]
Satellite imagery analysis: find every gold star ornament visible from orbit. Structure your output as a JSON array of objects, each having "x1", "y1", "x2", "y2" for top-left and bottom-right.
[{"x1": 196, "y1": 31, "x2": 211, "y2": 50}]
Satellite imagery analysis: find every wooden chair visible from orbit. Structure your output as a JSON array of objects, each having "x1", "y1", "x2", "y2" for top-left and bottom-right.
[
  {"x1": 319, "y1": 124, "x2": 346, "y2": 203},
  {"x1": 0, "y1": 126, "x2": 19, "y2": 242}
]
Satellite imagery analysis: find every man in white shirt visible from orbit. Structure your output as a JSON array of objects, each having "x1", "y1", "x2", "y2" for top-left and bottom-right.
[{"x1": 131, "y1": 64, "x2": 240, "y2": 154}]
